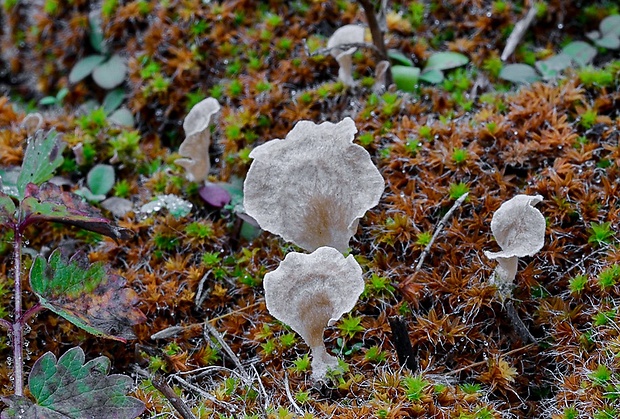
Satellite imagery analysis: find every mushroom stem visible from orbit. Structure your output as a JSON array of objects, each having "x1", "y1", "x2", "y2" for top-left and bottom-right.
[
  {"x1": 491, "y1": 256, "x2": 518, "y2": 301},
  {"x1": 310, "y1": 343, "x2": 338, "y2": 380}
]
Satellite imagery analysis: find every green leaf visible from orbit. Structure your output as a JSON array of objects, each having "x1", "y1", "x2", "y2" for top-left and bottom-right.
[
  {"x1": 56, "y1": 87, "x2": 69, "y2": 102},
  {"x1": 92, "y1": 55, "x2": 127, "y2": 89},
  {"x1": 499, "y1": 64, "x2": 541, "y2": 84},
  {"x1": 102, "y1": 89, "x2": 125, "y2": 114},
  {"x1": 423, "y1": 52, "x2": 469, "y2": 72},
  {"x1": 74, "y1": 187, "x2": 106, "y2": 203},
  {"x1": 594, "y1": 35, "x2": 620, "y2": 49},
  {"x1": 391, "y1": 65, "x2": 420, "y2": 92},
  {"x1": 0, "y1": 192, "x2": 16, "y2": 227},
  {"x1": 108, "y1": 107, "x2": 135, "y2": 127},
  {"x1": 30, "y1": 250, "x2": 147, "y2": 341},
  {"x1": 388, "y1": 50, "x2": 414, "y2": 66},
  {"x1": 87, "y1": 164, "x2": 115, "y2": 196},
  {"x1": 69, "y1": 55, "x2": 106, "y2": 84},
  {"x1": 16, "y1": 130, "x2": 65, "y2": 200},
  {"x1": 88, "y1": 12, "x2": 105, "y2": 53},
  {"x1": 562, "y1": 41, "x2": 597, "y2": 67},
  {"x1": 419, "y1": 69, "x2": 444, "y2": 84},
  {"x1": 20, "y1": 182, "x2": 132, "y2": 240},
  {"x1": 1, "y1": 347, "x2": 145, "y2": 419},
  {"x1": 600, "y1": 14, "x2": 620, "y2": 37},
  {"x1": 38, "y1": 96, "x2": 58, "y2": 106},
  {"x1": 535, "y1": 53, "x2": 572, "y2": 79}
]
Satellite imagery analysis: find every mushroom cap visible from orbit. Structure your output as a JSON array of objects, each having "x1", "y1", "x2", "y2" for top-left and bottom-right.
[
  {"x1": 484, "y1": 194, "x2": 545, "y2": 260},
  {"x1": 263, "y1": 246, "x2": 364, "y2": 350},
  {"x1": 175, "y1": 97, "x2": 221, "y2": 182},
  {"x1": 243, "y1": 117, "x2": 385, "y2": 252},
  {"x1": 327, "y1": 24, "x2": 365, "y2": 58}
]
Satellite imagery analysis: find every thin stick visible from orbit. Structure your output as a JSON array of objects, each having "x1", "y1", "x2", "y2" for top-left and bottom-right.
[
  {"x1": 12, "y1": 229, "x2": 24, "y2": 396},
  {"x1": 501, "y1": 5, "x2": 537, "y2": 61},
  {"x1": 251, "y1": 364, "x2": 270, "y2": 414},
  {"x1": 414, "y1": 192, "x2": 469, "y2": 271},
  {"x1": 171, "y1": 374, "x2": 235, "y2": 411},
  {"x1": 151, "y1": 373, "x2": 197, "y2": 419},
  {"x1": 284, "y1": 371, "x2": 304, "y2": 416},
  {"x1": 194, "y1": 271, "x2": 211, "y2": 309},
  {"x1": 204, "y1": 321, "x2": 250, "y2": 381},
  {"x1": 358, "y1": 0, "x2": 393, "y2": 86},
  {"x1": 505, "y1": 300, "x2": 537, "y2": 344},
  {"x1": 446, "y1": 343, "x2": 536, "y2": 376}
]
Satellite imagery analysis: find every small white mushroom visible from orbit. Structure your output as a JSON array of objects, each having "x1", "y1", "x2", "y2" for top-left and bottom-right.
[
  {"x1": 243, "y1": 117, "x2": 384, "y2": 253},
  {"x1": 175, "y1": 97, "x2": 221, "y2": 183},
  {"x1": 327, "y1": 24, "x2": 365, "y2": 86},
  {"x1": 484, "y1": 194, "x2": 546, "y2": 300},
  {"x1": 263, "y1": 246, "x2": 364, "y2": 380}
]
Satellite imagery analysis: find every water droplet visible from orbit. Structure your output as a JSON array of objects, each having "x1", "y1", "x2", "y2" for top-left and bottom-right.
[
  {"x1": 558, "y1": 24, "x2": 563, "y2": 29},
  {"x1": 486, "y1": 12, "x2": 492, "y2": 17}
]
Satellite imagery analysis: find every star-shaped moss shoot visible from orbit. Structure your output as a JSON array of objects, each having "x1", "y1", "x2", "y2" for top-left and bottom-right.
[
  {"x1": 263, "y1": 246, "x2": 364, "y2": 380},
  {"x1": 175, "y1": 97, "x2": 220, "y2": 183},
  {"x1": 327, "y1": 24, "x2": 365, "y2": 86},
  {"x1": 243, "y1": 117, "x2": 384, "y2": 253},
  {"x1": 484, "y1": 194, "x2": 546, "y2": 300}
]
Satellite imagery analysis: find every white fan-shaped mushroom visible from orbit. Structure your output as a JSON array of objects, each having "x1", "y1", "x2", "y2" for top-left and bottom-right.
[
  {"x1": 243, "y1": 117, "x2": 384, "y2": 253},
  {"x1": 327, "y1": 24, "x2": 365, "y2": 86},
  {"x1": 175, "y1": 97, "x2": 221, "y2": 182},
  {"x1": 484, "y1": 194, "x2": 546, "y2": 299},
  {"x1": 263, "y1": 246, "x2": 364, "y2": 380}
]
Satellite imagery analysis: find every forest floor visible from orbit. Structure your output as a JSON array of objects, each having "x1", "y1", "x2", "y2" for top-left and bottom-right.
[{"x1": 1, "y1": 1, "x2": 620, "y2": 418}]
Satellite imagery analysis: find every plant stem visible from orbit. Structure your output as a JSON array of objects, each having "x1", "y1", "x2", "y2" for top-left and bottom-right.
[
  {"x1": 22, "y1": 303, "x2": 44, "y2": 324},
  {"x1": 12, "y1": 228, "x2": 24, "y2": 396},
  {"x1": 358, "y1": 0, "x2": 393, "y2": 86}
]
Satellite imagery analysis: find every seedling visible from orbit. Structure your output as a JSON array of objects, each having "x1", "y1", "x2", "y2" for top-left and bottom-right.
[
  {"x1": 38, "y1": 87, "x2": 69, "y2": 107},
  {"x1": 75, "y1": 163, "x2": 115, "y2": 203},
  {"x1": 0, "y1": 130, "x2": 145, "y2": 417},
  {"x1": 588, "y1": 221, "x2": 614, "y2": 246}
]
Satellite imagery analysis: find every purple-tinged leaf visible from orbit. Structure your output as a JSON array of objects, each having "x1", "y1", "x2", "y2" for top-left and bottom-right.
[
  {"x1": 0, "y1": 191, "x2": 16, "y2": 228},
  {"x1": 1, "y1": 347, "x2": 145, "y2": 419},
  {"x1": 199, "y1": 183, "x2": 232, "y2": 207},
  {"x1": 20, "y1": 183, "x2": 132, "y2": 240},
  {"x1": 29, "y1": 250, "x2": 147, "y2": 342},
  {"x1": 16, "y1": 130, "x2": 65, "y2": 200}
]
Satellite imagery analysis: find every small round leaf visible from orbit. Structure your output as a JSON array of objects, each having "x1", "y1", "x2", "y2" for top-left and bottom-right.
[
  {"x1": 424, "y1": 51, "x2": 469, "y2": 72},
  {"x1": 108, "y1": 107, "x2": 135, "y2": 127},
  {"x1": 92, "y1": 54, "x2": 127, "y2": 89},
  {"x1": 499, "y1": 64, "x2": 541, "y2": 84},
  {"x1": 391, "y1": 65, "x2": 421, "y2": 92},
  {"x1": 69, "y1": 55, "x2": 106, "y2": 84},
  {"x1": 419, "y1": 68, "x2": 444, "y2": 84},
  {"x1": 102, "y1": 89, "x2": 125, "y2": 114},
  {"x1": 562, "y1": 41, "x2": 597, "y2": 67},
  {"x1": 388, "y1": 50, "x2": 414, "y2": 66},
  {"x1": 600, "y1": 14, "x2": 620, "y2": 37},
  {"x1": 87, "y1": 164, "x2": 115, "y2": 196}
]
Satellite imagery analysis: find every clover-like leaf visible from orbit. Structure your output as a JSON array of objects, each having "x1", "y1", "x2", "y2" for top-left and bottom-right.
[
  {"x1": 30, "y1": 250, "x2": 146, "y2": 341},
  {"x1": 16, "y1": 130, "x2": 65, "y2": 200},
  {"x1": 1, "y1": 347, "x2": 145, "y2": 419},
  {"x1": 20, "y1": 183, "x2": 132, "y2": 240}
]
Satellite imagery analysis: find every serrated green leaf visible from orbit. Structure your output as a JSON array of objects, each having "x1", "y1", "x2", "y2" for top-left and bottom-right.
[
  {"x1": 419, "y1": 68, "x2": 444, "y2": 84},
  {"x1": 388, "y1": 50, "x2": 414, "y2": 66},
  {"x1": 535, "y1": 53, "x2": 572, "y2": 79},
  {"x1": 423, "y1": 52, "x2": 469, "y2": 72},
  {"x1": 499, "y1": 64, "x2": 541, "y2": 84},
  {"x1": 69, "y1": 55, "x2": 106, "y2": 84},
  {"x1": 87, "y1": 164, "x2": 115, "y2": 196},
  {"x1": 1, "y1": 347, "x2": 145, "y2": 419},
  {"x1": 16, "y1": 130, "x2": 65, "y2": 200},
  {"x1": 600, "y1": 14, "x2": 620, "y2": 37},
  {"x1": 30, "y1": 250, "x2": 146, "y2": 341},
  {"x1": 562, "y1": 41, "x2": 597, "y2": 67},
  {"x1": 92, "y1": 55, "x2": 127, "y2": 89},
  {"x1": 0, "y1": 192, "x2": 16, "y2": 227},
  {"x1": 392, "y1": 65, "x2": 421, "y2": 92},
  {"x1": 20, "y1": 183, "x2": 132, "y2": 240},
  {"x1": 103, "y1": 89, "x2": 125, "y2": 114}
]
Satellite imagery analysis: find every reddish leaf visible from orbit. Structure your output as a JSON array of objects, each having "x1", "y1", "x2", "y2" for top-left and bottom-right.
[
  {"x1": 198, "y1": 183, "x2": 231, "y2": 207},
  {"x1": 20, "y1": 183, "x2": 132, "y2": 240},
  {"x1": 30, "y1": 250, "x2": 147, "y2": 341}
]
